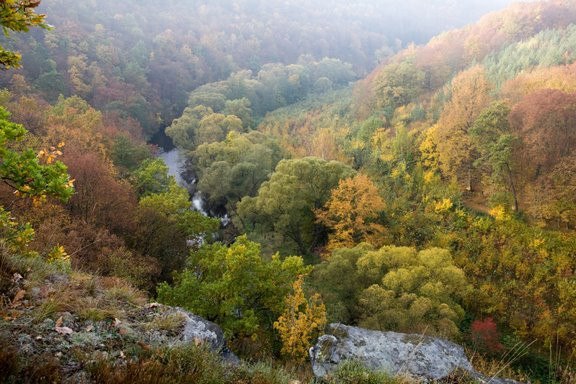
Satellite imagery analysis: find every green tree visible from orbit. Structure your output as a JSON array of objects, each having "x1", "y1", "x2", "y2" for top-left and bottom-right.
[
  {"x1": 166, "y1": 105, "x2": 243, "y2": 150},
  {"x1": 235, "y1": 157, "x2": 354, "y2": 257},
  {"x1": 196, "y1": 111, "x2": 243, "y2": 145},
  {"x1": 110, "y1": 134, "x2": 152, "y2": 175},
  {"x1": 165, "y1": 105, "x2": 210, "y2": 150},
  {"x1": 157, "y1": 235, "x2": 309, "y2": 342},
  {"x1": 310, "y1": 57, "x2": 356, "y2": 86},
  {"x1": 0, "y1": 106, "x2": 73, "y2": 201},
  {"x1": 130, "y1": 158, "x2": 172, "y2": 197},
  {"x1": 374, "y1": 58, "x2": 425, "y2": 123},
  {"x1": 192, "y1": 131, "x2": 285, "y2": 213},
  {"x1": 148, "y1": 184, "x2": 218, "y2": 235},
  {"x1": 1, "y1": 0, "x2": 48, "y2": 69},
  {"x1": 223, "y1": 97, "x2": 253, "y2": 129},
  {"x1": 358, "y1": 246, "x2": 470, "y2": 337},
  {"x1": 134, "y1": 181, "x2": 219, "y2": 281},
  {"x1": 312, "y1": 243, "x2": 470, "y2": 337},
  {"x1": 470, "y1": 101, "x2": 518, "y2": 211},
  {"x1": 310, "y1": 243, "x2": 374, "y2": 323}
]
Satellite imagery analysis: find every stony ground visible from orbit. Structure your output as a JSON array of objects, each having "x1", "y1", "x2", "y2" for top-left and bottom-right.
[{"x1": 0, "y1": 267, "x2": 233, "y2": 383}]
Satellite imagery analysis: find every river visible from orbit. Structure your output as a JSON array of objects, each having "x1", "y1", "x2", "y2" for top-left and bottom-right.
[{"x1": 158, "y1": 148, "x2": 208, "y2": 216}]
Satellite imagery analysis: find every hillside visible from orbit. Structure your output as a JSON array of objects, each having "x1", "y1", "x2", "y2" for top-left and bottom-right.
[
  {"x1": 1, "y1": 0, "x2": 575, "y2": 383},
  {"x1": 1, "y1": 0, "x2": 520, "y2": 137},
  {"x1": 353, "y1": 0, "x2": 576, "y2": 227}
]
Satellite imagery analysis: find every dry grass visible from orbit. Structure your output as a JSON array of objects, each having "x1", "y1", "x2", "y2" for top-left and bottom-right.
[
  {"x1": 0, "y1": 336, "x2": 63, "y2": 384},
  {"x1": 466, "y1": 346, "x2": 532, "y2": 383},
  {"x1": 101, "y1": 277, "x2": 147, "y2": 307},
  {"x1": 556, "y1": 363, "x2": 576, "y2": 384},
  {"x1": 31, "y1": 272, "x2": 147, "y2": 323},
  {"x1": 143, "y1": 311, "x2": 187, "y2": 332},
  {"x1": 33, "y1": 298, "x2": 63, "y2": 322},
  {"x1": 89, "y1": 344, "x2": 297, "y2": 384}
]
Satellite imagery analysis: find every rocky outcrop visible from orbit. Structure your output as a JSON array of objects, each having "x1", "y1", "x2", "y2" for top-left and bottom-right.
[
  {"x1": 310, "y1": 323, "x2": 522, "y2": 383},
  {"x1": 3, "y1": 301, "x2": 238, "y2": 382},
  {"x1": 135, "y1": 303, "x2": 239, "y2": 363}
]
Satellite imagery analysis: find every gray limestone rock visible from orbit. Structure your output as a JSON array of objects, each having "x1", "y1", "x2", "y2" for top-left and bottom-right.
[
  {"x1": 136, "y1": 304, "x2": 239, "y2": 364},
  {"x1": 179, "y1": 309, "x2": 240, "y2": 364},
  {"x1": 310, "y1": 323, "x2": 522, "y2": 383}
]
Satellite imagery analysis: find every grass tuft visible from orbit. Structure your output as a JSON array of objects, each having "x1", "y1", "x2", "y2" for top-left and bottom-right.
[
  {"x1": 323, "y1": 360, "x2": 402, "y2": 384},
  {"x1": 143, "y1": 311, "x2": 187, "y2": 333}
]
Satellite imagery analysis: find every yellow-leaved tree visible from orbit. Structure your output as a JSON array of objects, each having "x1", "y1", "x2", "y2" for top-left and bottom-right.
[
  {"x1": 274, "y1": 275, "x2": 327, "y2": 362},
  {"x1": 433, "y1": 65, "x2": 491, "y2": 191},
  {"x1": 316, "y1": 173, "x2": 386, "y2": 253}
]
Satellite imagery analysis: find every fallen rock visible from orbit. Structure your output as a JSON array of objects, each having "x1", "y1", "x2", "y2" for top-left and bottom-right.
[
  {"x1": 182, "y1": 311, "x2": 226, "y2": 350},
  {"x1": 310, "y1": 323, "x2": 522, "y2": 383}
]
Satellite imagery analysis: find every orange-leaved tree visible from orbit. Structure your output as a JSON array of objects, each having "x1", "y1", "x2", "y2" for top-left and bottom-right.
[{"x1": 316, "y1": 173, "x2": 386, "y2": 253}]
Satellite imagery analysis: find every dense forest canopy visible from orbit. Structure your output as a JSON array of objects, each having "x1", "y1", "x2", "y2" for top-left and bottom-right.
[
  {"x1": 1, "y1": 0, "x2": 524, "y2": 137},
  {"x1": 1, "y1": 1, "x2": 575, "y2": 383}
]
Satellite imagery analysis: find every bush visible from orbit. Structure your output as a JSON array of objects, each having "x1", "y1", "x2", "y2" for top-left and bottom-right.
[{"x1": 470, "y1": 317, "x2": 503, "y2": 354}]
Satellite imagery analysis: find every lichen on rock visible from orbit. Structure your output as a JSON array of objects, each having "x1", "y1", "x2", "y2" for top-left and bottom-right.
[{"x1": 310, "y1": 323, "x2": 523, "y2": 384}]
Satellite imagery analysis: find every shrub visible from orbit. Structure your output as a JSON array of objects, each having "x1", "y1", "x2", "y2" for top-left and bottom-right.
[{"x1": 470, "y1": 317, "x2": 504, "y2": 354}]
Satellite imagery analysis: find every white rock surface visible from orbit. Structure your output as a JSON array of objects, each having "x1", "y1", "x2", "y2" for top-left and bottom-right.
[{"x1": 310, "y1": 323, "x2": 522, "y2": 383}]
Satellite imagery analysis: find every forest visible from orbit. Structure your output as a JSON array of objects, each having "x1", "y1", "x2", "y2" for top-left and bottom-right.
[{"x1": 1, "y1": 0, "x2": 575, "y2": 383}]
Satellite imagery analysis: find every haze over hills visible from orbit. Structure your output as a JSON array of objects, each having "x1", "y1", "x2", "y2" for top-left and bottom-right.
[
  {"x1": 0, "y1": 1, "x2": 575, "y2": 383},
  {"x1": 2, "y1": 0, "x2": 527, "y2": 136}
]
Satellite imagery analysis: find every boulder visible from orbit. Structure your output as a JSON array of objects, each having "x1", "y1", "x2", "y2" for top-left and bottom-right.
[
  {"x1": 310, "y1": 323, "x2": 522, "y2": 383},
  {"x1": 179, "y1": 309, "x2": 239, "y2": 363},
  {"x1": 135, "y1": 304, "x2": 239, "y2": 364}
]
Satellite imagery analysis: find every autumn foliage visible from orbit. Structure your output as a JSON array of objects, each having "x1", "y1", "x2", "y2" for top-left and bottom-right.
[
  {"x1": 274, "y1": 275, "x2": 327, "y2": 362},
  {"x1": 2, "y1": 1, "x2": 576, "y2": 381},
  {"x1": 315, "y1": 173, "x2": 386, "y2": 253},
  {"x1": 470, "y1": 317, "x2": 504, "y2": 354},
  {"x1": 64, "y1": 150, "x2": 137, "y2": 236}
]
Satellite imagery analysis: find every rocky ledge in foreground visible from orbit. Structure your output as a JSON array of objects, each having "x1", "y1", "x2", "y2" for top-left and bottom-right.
[
  {"x1": 2, "y1": 300, "x2": 238, "y2": 382},
  {"x1": 310, "y1": 323, "x2": 522, "y2": 384}
]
